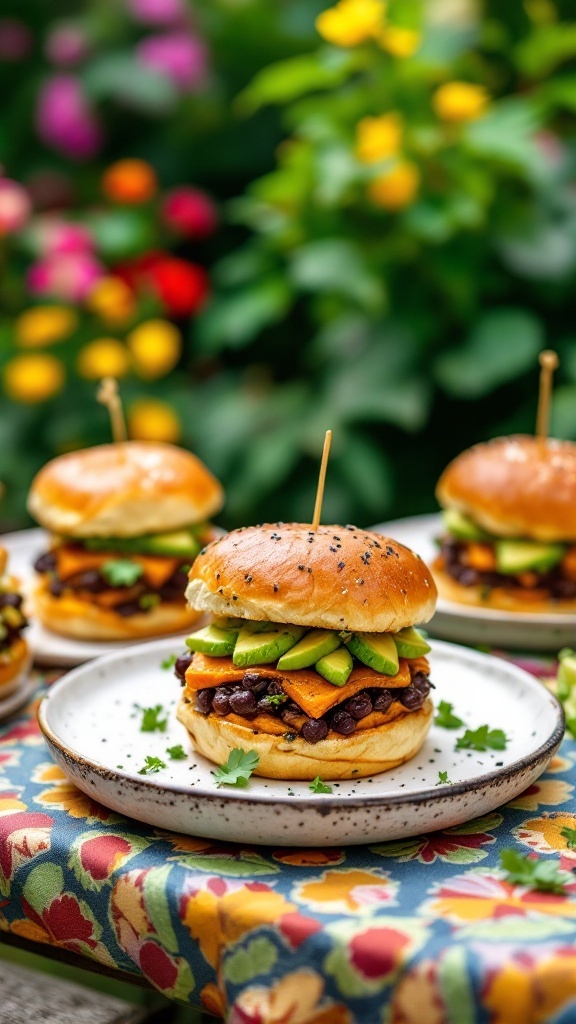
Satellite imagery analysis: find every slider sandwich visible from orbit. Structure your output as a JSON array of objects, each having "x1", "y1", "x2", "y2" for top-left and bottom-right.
[
  {"x1": 176, "y1": 523, "x2": 437, "y2": 780},
  {"x1": 0, "y1": 546, "x2": 29, "y2": 698},
  {"x1": 27, "y1": 441, "x2": 224, "y2": 641},
  {"x1": 434, "y1": 435, "x2": 576, "y2": 612}
]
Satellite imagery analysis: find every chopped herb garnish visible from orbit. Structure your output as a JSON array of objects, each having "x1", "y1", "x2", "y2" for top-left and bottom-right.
[
  {"x1": 436, "y1": 770, "x2": 452, "y2": 785},
  {"x1": 139, "y1": 593, "x2": 161, "y2": 610},
  {"x1": 500, "y1": 849, "x2": 572, "y2": 893},
  {"x1": 265, "y1": 693, "x2": 287, "y2": 707},
  {"x1": 161, "y1": 654, "x2": 177, "y2": 670},
  {"x1": 138, "y1": 704, "x2": 168, "y2": 733},
  {"x1": 456, "y1": 725, "x2": 508, "y2": 751},
  {"x1": 138, "y1": 755, "x2": 167, "y2": 775},
  {"x1": 212, "y1": 748, "x2": 259, "y2": 788},
  {"x1": 434, "y1": 701, "x2": 465, "y2": 730},
  {"x1": 166, "y1": 744, "x2": 187, "y2": 760},
  {"x1": 101, "y1": 559, "x2": 144, "y2": 588},
  {"x1": 561, "y1": 826, "x2": 576, "y2": 850},
  {"x1": 309, "y1": 776, "x2": 332, "y2": 794}
]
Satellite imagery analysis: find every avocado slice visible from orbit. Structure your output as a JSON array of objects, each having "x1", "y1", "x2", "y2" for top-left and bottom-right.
[
  {"x1": 277, "y1": 629, "x2": 341, "y2": 671},
  {"x1": 495, "y1": 540, "x2": 566, "y2": 575},
  {"x1": 138, "y1": 530, "x2": 202, "y2": 558},
  {"x1": 233, "y1": 623, "x2": 306, "y2": 667},
  {"x1": 393, "y1": 627, "x2": 431, "y2": 659},
  {"x1": 186, "y1": 624, "x2": 240, "y2": 657},
  {"x1": 346, "y1": 632, "x2": 399, "y2": 676},
  {"x1": 442, "y1": 509, "x2": 490, "y2": 541},
  {"x1": 315, "y1": 647, "x2": 353, "y2": 687},
  {"x1": 212, "y1": 615, "x2": 245, "y2": 629}
]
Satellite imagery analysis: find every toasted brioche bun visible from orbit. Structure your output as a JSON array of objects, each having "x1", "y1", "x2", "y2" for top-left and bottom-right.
[
  {"x1": 436, "y1": 435, "x2": 576, "y2": 542},
  {"x1": 177, "y1": 696, "x2": 433, "y2": 780},
  {"x1": 28, "y1": 441, "x2": 224, "y2": 538},
  {"x1": 33, "y1": 576, "x2": 201, "y2": 641},
  {"x1": 434, "y1": 565, "x2": 576, "y2": 615},
  {"x1": 0, "y1": 637, "x2": 31, "y2": 698},
  {"x1": 186, "y1": 523, "x2": 437, "y2": 632}
]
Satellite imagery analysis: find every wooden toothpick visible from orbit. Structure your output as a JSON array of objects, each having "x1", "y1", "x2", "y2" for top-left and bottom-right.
[
  {"x1": 312, "y1": 429, "x2": 332, "y2": 532},
  {"x1": 97, "y1": 377, "x2": 127, "y2": 444},
  {"x1": 536, "y1": 350, "x2": 559, "y2": 442}
]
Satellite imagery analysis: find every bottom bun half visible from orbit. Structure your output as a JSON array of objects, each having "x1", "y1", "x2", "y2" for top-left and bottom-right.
[
  {"x1": 177, "y1": 696, "x2": 433, "y2": 780},
  {"x1": 434, "y1": 567, "x2": 576, "y2": 615},
  {"x1": 34, "y1": 578, "x2": 201, "y2": 642},
  {"x1": 0, "y1": 637, "x2": 31, "y2": 698}
]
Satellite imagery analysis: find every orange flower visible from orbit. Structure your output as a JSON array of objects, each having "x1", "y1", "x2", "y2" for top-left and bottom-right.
[
  {"x1": 433, "y1": 81, "x2": 489, "y2": 123},
  {"x1": 316, "y1": 0, "x2": 386, "y2": 47},
  {"x1": 127, "y1": 398, "x2": 181, "y2": 443},
  {"x1": 77, "y1": 339, "x2": 130, "y2": 380},
  {"x1": 296, "y1": 868, "x2": 397, "y2": 913},
  {"x1": 127, "y1": 319, "x2": 182, "y2": 379},
  {"x1": 102, "y1": 159, "x2": 158, "y2": 204},
  {"x1": 506, "y1": 778, "x2": 573, "y2": 811},
  {"x1": 87, "y1": 277, "x2": 136, "y2": 325},
  {"x1": 355, "y1": 113, "x2": 403, "y2": 163},
  {"x1": 231, "y1": 970, "x2": 351, "y2": 1024},
  {"x1": 3, "y1": 353, "x2": 65, "y2": 403},
  {"x1": 368, "y1": 160, "x2": 420, "y2": 209},
  {"x1": 427, "y1": 870, "x2": 576, "y2": 924},
  {"x1": 515, "y1": 812, "x2": 576, "y2": 859},
  {"x1": 16, "y1": 306, "x2": 77, "y2": 347},
  {"x1": 34, "y1": 762, "x2": 118, "y2": 823},
  {"x1": 484, "y1": 950, "x2": 576, "y2": 1024}
]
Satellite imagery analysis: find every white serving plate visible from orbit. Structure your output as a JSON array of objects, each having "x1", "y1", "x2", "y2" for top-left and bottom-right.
[
  {"x1": 2, "y1": 527, "x2": 190, "y2": 667},
  {"x1": 0, "y1": 665, "x2": 36, "y2": 722},
  {"x1": 38, "y1": 637, "x2": 564, "y2": 846},
  {"x1": 373, "y1": 514, "x2": 576, "y2": 651}
]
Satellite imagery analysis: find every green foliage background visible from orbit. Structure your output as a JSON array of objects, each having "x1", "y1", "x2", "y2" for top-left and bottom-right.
[{"x1": 1, "y1": 0, "x2": 576, "y2": 531}]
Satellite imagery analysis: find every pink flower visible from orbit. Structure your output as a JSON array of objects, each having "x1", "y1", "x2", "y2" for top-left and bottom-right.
[
  {"x1": 45, "y1": 24, "x2": 89, "y2": 67},
  {"x1": 126, "y1": 0, "x2": 186, "y2": 25},
  {"x1": 137, "y1": 33, "x2": 208, "y2": 92},
  {"x1": 0, "y1": 179, "x2": 31, "y2": 234},
  {"x1": 36, "y1": 74, "x2": 102, "y2": 160},
  {"x1": 162, "y1": 187, "x2": 217, "y2": 238},
  {"x1": 41, "y1": 221, "x2": 94, "y2": 256},
  {"x1": 0, "y1": 19, "x2": 32, "y2": 61},
  {"x1": 28, "y1": 252, "x2": 104, "y2": 302}
]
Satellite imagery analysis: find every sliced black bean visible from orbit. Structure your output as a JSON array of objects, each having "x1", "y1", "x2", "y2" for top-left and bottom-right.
[
  {"x1": 34, "y1": 552, "x2": 57, "y2": 573},
  {"x1": 301, "y1": 718, "x2": 328, "y2": 743},
  {"x1": 331, "y1": 710, "x2": 357, "y2": 735},
  {"x1": 212, "y1": 691, "x2": 231, "y2": 716},
  {"x1": 195, "y1": 689, "x2": 213, "y2": 714},
  {"x1": 398, "y1": 686, "x2": 426, "y2": 711},
  {"x1": 344, "y1": 693, "x2": 373, "y2": 720},
  {"x1": 229, "y1": 690, "x2": 257, "y2": 716},
  {"x1": 373, "y1": 690, "x2": 393, "y2": 713},
  {"x1": 175, "y1": 653, "x2": 193, "y2": 680}
]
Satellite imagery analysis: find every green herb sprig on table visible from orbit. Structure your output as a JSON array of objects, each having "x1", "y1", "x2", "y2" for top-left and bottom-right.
[
  {"x1": 101, "y1": 559, "x2": 144, "y2": 588},
  {"x1": 138, "y1": 704, "x2": 168, "y2": 733},
  {"x1": 456, "y1": 725, "x2": 508, "y2": 751},
  {"x1": 138, "y1": 756, "x2": 167, "y2": 775},
  {"x1": 434, "y1": 701, "x2": 465, "y2": 730},
  {"x1": 436, "y1": 771, "x2": 452, "y2": 785},
  {"x1": 500, "y1": 849, "x2": 572, "y2": 893},
  {"x1": 166, "y1": 744, "x2": 187, "y2": 760},
  {"x1": 213, "y1": 749, "x2": 260, "y2": 788}
]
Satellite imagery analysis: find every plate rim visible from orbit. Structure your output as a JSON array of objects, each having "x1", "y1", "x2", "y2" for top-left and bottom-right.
[
  {"x1": 38, "y1": 636, "x2": 565, "y2": 811},
  {"x1": 372, "y1": 513, "x2": 576, "y2": 625}
]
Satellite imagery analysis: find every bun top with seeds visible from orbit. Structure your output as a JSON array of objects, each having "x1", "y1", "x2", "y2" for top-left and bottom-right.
[{"x1": 186, "y1": 522, "x2": 437, "y2": 633}]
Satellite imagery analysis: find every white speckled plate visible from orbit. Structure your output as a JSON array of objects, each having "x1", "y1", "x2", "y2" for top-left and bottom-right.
[
  {"x1": 38, "y1": 637, "x2": 564, "y2": 846},
  {"x1": 2, "y1": 527, "x2": 190, "y2": 667},
  {"x1": 0, "y1": 662, "x2": 35, "y2": 722},
  {"x1": 372, "y1": 514, "x2": 576, "y2": 651}
]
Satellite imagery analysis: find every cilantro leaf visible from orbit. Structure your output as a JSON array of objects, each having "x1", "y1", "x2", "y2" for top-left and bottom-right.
[
  {"x1": 166, "y1": 744, "x2": 187, "y2": 761},
  {"x1": 456, "y1": 725, "x2": 508, "y2": 751},
  {"x1": 309, "y1": 776, "x2": 333, "y2": 794},
  {"x1": 436, "y1": 770, "x2": 452, "y2": 785},
  {"x1": 434, "y1": 701, "x2": 465, "y2": 730},
  {"x1": 138, "y1": 704, "x2": 167, "y2": 733},
  {"x1": 500, "y1": 849, "x2": 572, "y2": 893},
  {"x1": 264, "y1": 693, "x2": 287, "y2": 707},
  {"x1": 161, "y1": 654, "x2": 177, "y2": 670},
  {"x1": 140, "y1": 593, "x2": 161, "y2": 610},
  {"x1": 138, "y1": 755, "x2": 167, "y2": 775},
  {"x1": 213, "y1": 748, "x2": 260, "y2": 788},
  {"x1": 101, "y1": 559, "x2": 144, "y2": 588},
  {"x1": 561, "y1": 826, "x2": 576, "y2": 850}
]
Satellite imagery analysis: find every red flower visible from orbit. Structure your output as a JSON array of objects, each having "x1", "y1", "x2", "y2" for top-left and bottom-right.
[
  {"x1": 79, "y1": 835, "x2": 133, "y2": 882},
  {"x1": 349, "y1": 927, "x2": 412, "y2": 980},
  {"x1": 162, "y1": 187, "x2": 218, "y2": 238},
  {"x1": 140, "y1": 940, "x2": 179, "y2": 990},
  {"x1": 279, "y1": 912, "x2": 323, "y2": 949},
  {"x1": 149, "y1": 257, "x2": 210, "y2": 316},
  {"x1": 0, "y1": 811, "x2": 54, "y2": 886},
  {"x1": 21, "y1": 892, "x2": 98, "y2": 950}
]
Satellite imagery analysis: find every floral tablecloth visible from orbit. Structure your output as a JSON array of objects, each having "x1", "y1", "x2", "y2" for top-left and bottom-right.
[{"x1": 2, "y1": 657, "x2": 576, "y2": 1024}]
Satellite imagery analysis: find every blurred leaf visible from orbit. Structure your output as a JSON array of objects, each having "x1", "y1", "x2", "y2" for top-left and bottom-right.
[
  {"x1": 551, "y1": 384, "x2": 576, "y2": 439},
  {"x1": 87, "y1": 210, "x2": 155, "y2": 260},
  {"x1": 289, "y1": 240, "x2": 386, "y2": 313},
  {"x1": 498, "y1": 218, "x2": 576, "y2": 281},
  {"x1": 434, "y1": 309, "x2": 543, "y2": 398},
  {"x1": 465, "y1": 100, "x2": 543, "y2": 174},
  {"x1": 337, "y1": 433, "x2": 392, "y2": 514},
  {"x1": 516, "y1": 23, "x2": 576, "y2": 77},
  {"x1": 237, "y1": 50, "x2": 356, "y2": 114},
  {"x1": 198, "y1": 278, "x2": 292, "y2": 351},
  {"x1": 540, "y1": 74, "x2": 576, "y2": 113},
  {"x1": 84, "y1": 54, "x2": 177, "y2": 113}
]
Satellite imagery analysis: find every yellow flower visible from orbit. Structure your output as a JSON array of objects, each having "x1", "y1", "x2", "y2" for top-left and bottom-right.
[
  {"x1": 86, "y1": 277, "x2": 135, "y2": 326},
  {"x1": 316, "y1": 0, "x2": 386, "y2": 47},
  {"x1": 379, "y1": 25, "x2": 421, "y2": 57},
  {"x1": 77, "y1": 339, "x2": 130, "y2": 380},
  {"x1": 16, "y1": 306, "x2": 77, "y2": 348},
  {"x1": 3, "y1": 353, "x2": 65, "y2": 403},
  {"x1": 433, "y1": 81, "x2": 490, "y2": 123},
  {"x1": 127, "y1": 319, "x2": 182, "y2": 380},
  {"x1": 128, "y1": 398, "x2": 181, "y2": 443},
  {"x1": 356, "y1": 113, "x2": 403, "y2": 163},
  {"x1": 368, "y1": 160, "x2": 420, "y2": 209}
]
